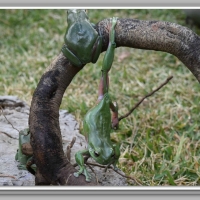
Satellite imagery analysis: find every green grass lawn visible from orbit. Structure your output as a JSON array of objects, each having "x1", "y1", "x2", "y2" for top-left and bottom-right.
[{"x1": 0, "y1": 9, "x2": 200, "y2": 186}]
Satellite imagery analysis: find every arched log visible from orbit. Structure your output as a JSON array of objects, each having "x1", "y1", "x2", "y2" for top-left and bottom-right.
[{"x1": 29, "y1": 18, "x2": 200, "y2": 185}]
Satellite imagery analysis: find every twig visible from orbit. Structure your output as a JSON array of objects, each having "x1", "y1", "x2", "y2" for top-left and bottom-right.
[
  {"x1": 69, "y1": 137, "x2": 76, "y2": 148},
  {"x1": 0, "y1": 102, "x2": 25, "y2": 108},
  {"x1": 62, "y1": 138, "x2": 82, "y2": 146},
  {"x1": 65, "y1": 174, "x2": 72, "y2": 185},
  {"x1": 111, "y1": 166, "x2": 142, "y2": 186},
  {"x1": 0, "y1": 174, "x2": 16, "y2": 179},
  {"x1": 0, "y1": 106, "x2": 20, "y2": 133},
  {"x1": 85, "y1": 161, "x2": 142, "y2": 186},
  {"x1": 86, "y1": 163, "x2": 99, "y2": 184},
  {"x1": 104, "y1": 163, "x2": 111, "y2": 172},
  {"x1": 119, "y1": 76, "x2": 173, "y2": 121},
  {"x1": 66, "y1": 137, "x2": 76, "y2": 162},
  {"x1": 72, "y1": 155, "x2": 142, "y2": 184},
  {"x1": 0, "y1": 131, "x2": 18, "y2": 139}
]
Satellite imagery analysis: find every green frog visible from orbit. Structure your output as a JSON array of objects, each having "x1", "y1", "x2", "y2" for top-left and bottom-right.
[
  {"x1": 62, "y1": 9, "x2": 102, "y2": 67},
  {"x1": 15, "y1": 128, "x2": 36, "y2": 172},
  {"x1": 74, "y1": 17, "x2": 120, "y2": 182}
]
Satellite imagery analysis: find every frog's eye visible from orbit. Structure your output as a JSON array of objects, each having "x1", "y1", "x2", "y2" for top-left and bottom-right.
[{"x1": 94, "y1": 151, "x2": 100, "y2": 157}]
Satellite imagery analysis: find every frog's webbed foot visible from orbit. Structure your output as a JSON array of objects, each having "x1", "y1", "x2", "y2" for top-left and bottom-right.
[
  {"x1": 105, "y1": 16, "x2": 118, "y2": 41},
  {"x1": 74, "y1": 166, "x2": 92, "y2": 182},
  {"x1": 17, "y1": 164, "x2": 27, "y2": 170},
  {"x1": 108, "y1": 17, "x2": 118, "y2": 30},
  {"x1": 113, "y1": 165, "x2": 119, "y2": 171},
  {"x1": 74, "y1": 150, "x2": 92, "y2": 182},
  {"x1": 111, "y1": 17, "x2": 118, "y2": 26}
]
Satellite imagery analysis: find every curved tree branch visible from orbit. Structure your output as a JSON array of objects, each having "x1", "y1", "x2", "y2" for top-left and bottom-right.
[
  {"x1": 29, "y1": 18, "x2": 200, "y2": 185},
  {"x1": 98, "y1": 18, "x2": 200, "y2": 82}
]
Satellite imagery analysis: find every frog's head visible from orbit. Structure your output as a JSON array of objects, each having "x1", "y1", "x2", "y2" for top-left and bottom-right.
[
  {"x1": 62, "y1": 9, "x2": 102, "y2": 67},
  {"x1": 88, "y1": 142, "x2": 116, "y2": 165}
]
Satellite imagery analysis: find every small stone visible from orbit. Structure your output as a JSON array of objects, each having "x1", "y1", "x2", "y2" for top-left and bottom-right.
[{"x1": 12, "y1": 180, "x2": 23, "y2": 186}]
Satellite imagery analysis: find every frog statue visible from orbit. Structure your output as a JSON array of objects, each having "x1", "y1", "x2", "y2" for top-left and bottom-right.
[
  {"x1": 15, "y1": 128, "x2": 36, "y2": 173},
  {"x1": 73, "y1": 17, "x2": 120, "y2": 182},
  {"x1": 61, "y1": 9, "x2": 102, "y2": 67}
]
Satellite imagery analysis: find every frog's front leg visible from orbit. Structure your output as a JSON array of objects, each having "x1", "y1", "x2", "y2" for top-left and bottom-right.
[
  {"x1": 74, "y1": 149, "x2": 92, "y2": 182},
  {"x1": 16, "y1": 155, "x2": 32, "y2": 170},
  {"x1": 101, "y1": 17, "x2": 118, "y2": 74},
  {"x1": 26, "y1": 156, "x2": 36, "y2": 175}
]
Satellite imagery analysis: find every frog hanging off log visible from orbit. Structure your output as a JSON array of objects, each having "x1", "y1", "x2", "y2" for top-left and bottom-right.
[
  {"x1": 62, "y1": 9, "x2": 102, "y2": 67},
  {"x1": 73, "y1": 17, "x2": 120, "y2": 182}
]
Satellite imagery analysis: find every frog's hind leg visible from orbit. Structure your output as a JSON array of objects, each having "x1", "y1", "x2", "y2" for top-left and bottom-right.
[
  {"x1": 110, "y1": 101, "x2": 119, "y2": 129},
  {"x1": 112, "y1": 143, "x2": 120, "y2": 170},
  {"x1": 97, "y1": 74, "x2": 109, "y2": 102},
  {"x1": 99, "y1": 17, "x2": 118, "y2": 97}
]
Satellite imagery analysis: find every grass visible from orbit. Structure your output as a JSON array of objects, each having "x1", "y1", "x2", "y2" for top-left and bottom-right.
[{"x1": 0, "y1": 9, "x2": 200, "y2": 186}]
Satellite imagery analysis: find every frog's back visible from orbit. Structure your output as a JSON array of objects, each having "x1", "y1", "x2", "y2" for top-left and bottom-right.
[
  {"x1": 83, "y1": 93, "x2": 111, "y2": 141},
  {"x1": 65, "y1": 12, "x2": 98, "y2": 64}
]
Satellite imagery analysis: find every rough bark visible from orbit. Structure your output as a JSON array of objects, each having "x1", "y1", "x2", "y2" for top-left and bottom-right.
[
  {"x1": 98, "y1": 18, "x2": 200, "y2": 81},
  {"x1": 29, "y1": 18, "x2": 200, "y2": 185},
  {"x1": 29, "y1": 55, "x2": 97, "y2": 185}
]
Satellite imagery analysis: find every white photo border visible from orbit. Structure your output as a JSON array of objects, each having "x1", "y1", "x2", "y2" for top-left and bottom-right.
[{"x1": 0, "y1": 1, "x2": 200, "y2": 198}]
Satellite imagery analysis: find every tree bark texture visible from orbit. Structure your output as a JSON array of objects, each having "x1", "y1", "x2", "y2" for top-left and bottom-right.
[{"x1": 29, "y1": 18, "x2": 200, "y2": 185}]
